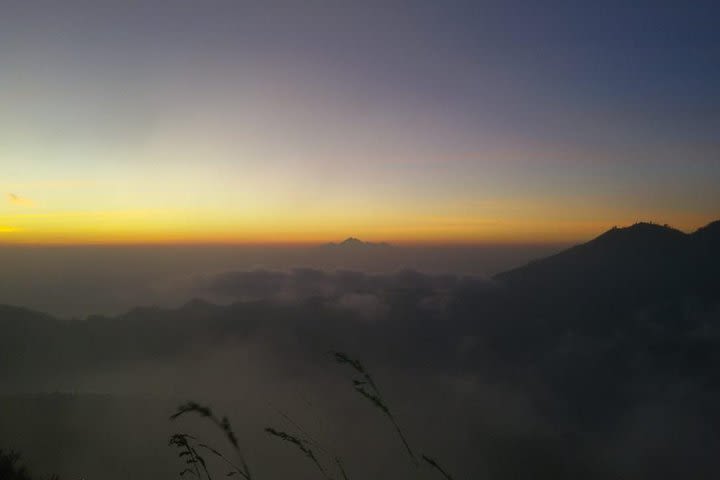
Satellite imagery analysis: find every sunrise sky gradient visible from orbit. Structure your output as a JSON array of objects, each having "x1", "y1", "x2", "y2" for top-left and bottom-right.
[{"x1": 1, "y1": 1, "x2": 718, "y2": 244}]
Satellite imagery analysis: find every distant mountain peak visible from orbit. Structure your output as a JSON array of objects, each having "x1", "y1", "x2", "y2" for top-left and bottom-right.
[
  {"x1": 340, "y1": 237, "x2": 364, "y2": 246},
  {"x1": 323, "y1": 237, "x2": 391, "y2": 248}
]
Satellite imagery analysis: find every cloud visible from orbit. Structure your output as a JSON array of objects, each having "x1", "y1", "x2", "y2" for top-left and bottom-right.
[
  {"x1": 7, "y1": 192, "x2": 35, "y2": 207},
  {"x1": 202, "y1": 268, "x2": 491, "y2": 302},
  {"x1": 332, "y1": 292, "x2": 387, "y2": 320}
]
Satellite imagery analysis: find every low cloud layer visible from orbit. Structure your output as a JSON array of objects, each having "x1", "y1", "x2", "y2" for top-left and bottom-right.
[
  {"x1": 187, "y1": 268, "x2": 495, "y2": 322},
  {"x1": 1, "y1": 231, "x2": 719, "y2": 479},
  {"x1": 1, "y1": 261, "x2": 720, "y2": 479},
  {"x1": 202, "y1": 268, "x2": 492, "y2": 302}
]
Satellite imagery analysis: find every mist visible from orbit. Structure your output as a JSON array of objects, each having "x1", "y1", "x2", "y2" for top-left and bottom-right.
[
  {"x1": 0, "y1": 243, "x2": 561, "y2": 317},
  {"x1": 2, "y1": 224, "x2": 720, "y2": 479}
]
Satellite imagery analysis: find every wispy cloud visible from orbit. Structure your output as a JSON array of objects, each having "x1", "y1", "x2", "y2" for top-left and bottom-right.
[
  {"x1": 7, "y1": 193, "x2": 35, "y2": 207},
  {"x1": 12, "y1": 179, "x2": 100, "y2": 190}
]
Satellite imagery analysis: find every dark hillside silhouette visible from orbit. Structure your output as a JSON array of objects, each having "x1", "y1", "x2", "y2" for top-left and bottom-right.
[
  {"x1": 689, "y1": 220, "x2": 720, "y2": 300},
  {"x1": 494, "y1": 221, "x2": 719, "y2": 306}
]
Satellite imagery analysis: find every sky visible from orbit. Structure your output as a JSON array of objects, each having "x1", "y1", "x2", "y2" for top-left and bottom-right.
[{"x1": 1, "y1": 0, "x2": 718, "y2": 245}]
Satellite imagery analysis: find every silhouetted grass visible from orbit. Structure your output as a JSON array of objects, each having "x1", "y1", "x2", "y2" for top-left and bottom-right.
[
  {"x1": 330, "y1": 350, "x2": 417, "y2": 464},
  {"x1": 421, "y1": 454, "x2": 455, "y2": 480},
  {"x1": 170, "y1": 402, "x2": 252, "y2": 480},
  {"x1": 264, "y1": 427, "x2": 331, "y2": 479},
  {"x1": 0, "y1": 448, "x2": 60, "y2": 480},
  {"x1": 0, "y1": 449, "x2": 31, "y2": 480},
  {"x1": 267, "y1": 406, "x2": 351, "y2": 480},
  {"x1": 168, "y1": 433, "x2": 209, "y2": 479},
  {"x1": 169, "y1": 351, "x2": 455, "y2": 479},
  {"x1": 331, "y1": 351, "x2": 455, "y2": 479}
]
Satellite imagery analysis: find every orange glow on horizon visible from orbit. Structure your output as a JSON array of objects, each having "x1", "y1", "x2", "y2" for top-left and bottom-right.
[{"x1": 0, "y1": 207, "x2": 715, "y2": 247}]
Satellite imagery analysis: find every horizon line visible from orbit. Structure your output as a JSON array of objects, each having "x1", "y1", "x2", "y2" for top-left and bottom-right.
[{"x1": 0, "y1": 218, "x2": 716, "y2": 248}]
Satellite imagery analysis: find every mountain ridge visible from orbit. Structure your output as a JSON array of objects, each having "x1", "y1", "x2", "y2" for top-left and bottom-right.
[{"x1": 494, "y1": 219, "x2": 720, "y2": 304}]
